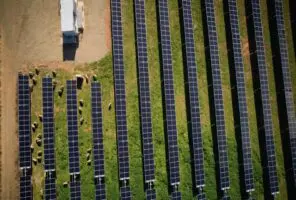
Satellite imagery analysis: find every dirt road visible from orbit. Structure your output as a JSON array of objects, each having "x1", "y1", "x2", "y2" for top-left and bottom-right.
[{"x1": 0, "y1": 0, "x2": 110, "y2": 199}]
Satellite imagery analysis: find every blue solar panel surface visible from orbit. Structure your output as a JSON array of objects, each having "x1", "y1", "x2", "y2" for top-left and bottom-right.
[
  {"x1": 18, "y1": 74, "x2": 31, "y2": 169},
  {"x1": 157, "y1": 0, "x2": 180, "y2": 186},
  {"x1": 145, "y1": 189, "x2": 156, "y2": 200},
  {"x1": 204, "y1": 0, "x2": 230, "y2": 190},
  {"x1": 111, "y1": 0, "x2": 130, "y2": 180},
  {"x1": 171, "y1": 191, "x2": 182, "y2": 200},
  {"x1": 197, "y1": 193, "x2": 206, "y2": 200},
  {"x1": 20, "y1": 175, "x2": 32, "y2": 200},
  {"x1": 180, "y1": 0, "x2": 205, "y2": 188},
  {"x1": 134, "y1": 0, "x2": 155, "y2": 184},
  {"x1": 120, "y1": 186, "x2": 131, "y2": 200},
  {"x1": 66, "y1": 80, "x2": 80, "y2": 174},
  {"x1": 272, "y1": 0, "x2": 296, "y2": 184},
  {"x1": 44, "y1": 177, "x2": 56, "y2": 200},
  {"x1": 42, "y1": 77, "x2": 56, "y2": 171},
  {"x1": 249, "y1": 0, "x2": 279, "y2": 194},
  {"x1": 226, "y1": 0, "x2": 254, "y2": 192},
  {"x1": 91, "y1": 82, "x2": 105, "y2": 178},
  {"x1": 95, "y1": 182, "x2": 106, "y2": 200},
  {"x1": 70, "y1": 181, "x2": 81, "y2": 200}
]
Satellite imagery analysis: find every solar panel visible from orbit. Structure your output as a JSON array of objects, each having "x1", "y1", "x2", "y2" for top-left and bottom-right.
[
  {"x1": 157, "y1": 0, "x2": 180, "y2": 186},
  {"x1": 95, "y1": 181, "x2": 106, "y2": 200},
  {"x1": 248, "y1": 0, "x2": 279, "y2": 195},
  {"x1": 134, "y1": 0, "x2": 156, "y2": 184},
  {"x1": 120, "y1": 186, "x2": 131, "y2": 200},
  {"x1": 271, "y1": 0, "x2": 296, "y2": 185},
  {"x1": 145, "y1": 189, "x2": 156, "y2": 200},
  {"x1": 44, "y1": 177, "x2": 56, "y2": 200},
  {"x1": 225, "y1": 0, "x2": 254, "y2": 192},
  {"x1": 42, "y1": 77, "x2": 56, "y2": 171},
  {"x1": 171, "y1": 191, "x2": 182, "y2": 200},
  {"x1": 91, "y1": 82, "x2": 105, "y2": 178},
  {"x1": 111, "y1": 0, "x2": 130, "y2": 181},
  {"x1": 197, "y1": 193, "x2": 206, "y2": 200},
  {"x1": 18, "y1": 74, "x2": 31, "y2": 169},
  {"x1": 66, "y1": 80, "x2": 80, "y2": 174},
  {"x1": 70, "y1": 181, "x2": 81, "y2": 200},
  {"x1": 20, "y1": 175, "x2": 32, "y2": 200},
  {"x1": 180, "y1": 0, "x2": 205, "y2": 188},
  {"x1": 203, "y1": 0, "x2": 230, "y2": 191}
]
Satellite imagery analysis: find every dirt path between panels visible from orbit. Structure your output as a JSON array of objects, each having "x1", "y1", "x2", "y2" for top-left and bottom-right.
[{"x1": 0, "y1": 0, "x2": 110, "y2": 199}]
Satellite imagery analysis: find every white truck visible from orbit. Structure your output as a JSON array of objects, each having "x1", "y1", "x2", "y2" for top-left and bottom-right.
[{"x1": 60, "y1": 0, "x2": 84, "y2": 44}]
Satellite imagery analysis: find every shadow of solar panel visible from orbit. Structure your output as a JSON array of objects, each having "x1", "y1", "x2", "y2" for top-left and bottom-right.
[
  {"x1": 91, "y1": 82, "x2": 105, "y2": 178},
  {"x1": 146, "y1": 189, "x2": 156, "y2": 200},
  {"x1": 20, "y1": 176, "x2": 32, "y2": 200},
  {"x1": 70, "y1": 181, "x2": 81, "y2": 200},
  {"x1": 225, "y1": 0, "x2": 254, "y2": 192},
  {"x1": 203, "y1": 0, "x2": 230, "y2": 190},
  {"x1": 95, "y1": 182, "x2": 106, "y2": 200},
  {"x1": 18, "y1": 74, "x2": 31, "y2": 169},
  {"x1": 66, "y1": 80, "x2": 80, "y2": 174},
  {"x1": 180, "y1": 0, "x2": 205, "y2": 188},
  {"x1": 134, "y1": 0, "x2": 155, "y2": 183},
  {"x1": 171, "y1": 191, "x2": 182, "y2": 200},
  {"x1": 111, "y1": 0, "x2": 130, "y2": 181},
  {"x1": 44, "y1": 177, "x2": 56, "y2": 200},
  {"x1": 248, "y1": 0, "x2": 279, "y2": 194},
  {"x1": 42, "y1": 77, "x2": 56, "y2": 171},
  {"x1": 120, "y1": 186, "x2": 131, "y2": 200},
  {"x1": 157, "y1": 0, "x2": 180, "y2": 186}
]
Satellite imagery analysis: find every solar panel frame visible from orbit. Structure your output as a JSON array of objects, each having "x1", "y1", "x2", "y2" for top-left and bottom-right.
[
  {"x1": 111, "y1": 0, "x2": 130, "y2": 181},
  {"x1": 225, "y1": 0, "x2": 254, "y2": 192},
  {"x1": 20, "y1": 175, "x2": 32, "y2": 200},
  {"x1": 271, "y1": 0, "x2": 296, "y2": 186},
  {"x1": 66, "y1": 80, "x2": 81, "y2": 175},
  {"x1": 203, "y1": 0, "x2": 230, "y2": 190},
  {"x1": 18, "y1": 74, "x2": 31, "y2": 169},
  {"x1": 44, "y1": 177, "x2": 56, "y2": 200},
  {"x1": 248, "y1": 0, "x2": 279, "y2": 195},
  {"x1": 157, "y1": 0, "x2": 181, "y2": 186},
  {"x1": 91, "y1": 82, "x2": 105, "y2": 178},
  {"x1": 134, "y1": 0, "x2": 155, "y2": 184},
  {"x1": 180, "y1": 0, "x2": 205, "y2": 188},
  {"x1": 42, "y1": 77, "x2": 56, "y2": 171}
]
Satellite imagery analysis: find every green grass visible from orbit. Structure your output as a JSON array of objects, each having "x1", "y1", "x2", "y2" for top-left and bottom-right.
[{"x1": 29, "y1": 0, "x2": 296, "y2": 199}]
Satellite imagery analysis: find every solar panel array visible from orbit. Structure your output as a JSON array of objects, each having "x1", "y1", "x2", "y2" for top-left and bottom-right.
[
  {"x1": 203, "y1": 0, "x2": 230, "y2": 191},
  {"x1": 157, "y1": 0, "x2": 180, "y2": 187},
  {"x1": 134, "y1": 0, "x2": 156, "y2": 186},
  {"x1": 120, "y1": 186, "x2": 131, "y2": 200},
  {"x1": 42, "y1": 77, "x2": 56, "y2": 171},
  {"x1": 91, "y1": 82, "x2": 106, "y2": 199},
  {"x1": 66, "y1": 80, "x2": 81, "y2": 199},
  {"x1": 20, "y1": 175, "x2": 32, "y2": 200},
  {"x1": 248, "y1": 0, "x2": 279, "y2": 195},
  {"x1": 44, "y1": 176, "x2": 56, "y2": 200},
  {"x1": 271, "y1": 0, "x2": 296, "y2": 185},
  {"x1": 171, "y1": 191, "x2": 182, "y2": 200},
  {"x1": 18, "y1": 74, "x2": 31, "y2": 169},
  {"x1": 146, "y1": 189, "x2": 156, "y2": 200},
  {"x1": 111, "y1": 0, "x2": 130, "y2": 182},
  {"x1": 42, "y1": 77, "x2": 57, "y2": 200},
  {"x1": 70, "y1": 181, "x2": 81, "y2": 200},
  {"x1": 225, "y1": 0, "x2": 254, "y2": 193},
  {"x1": 180, "y1": 0, "x2": 205, "y2": 190}
]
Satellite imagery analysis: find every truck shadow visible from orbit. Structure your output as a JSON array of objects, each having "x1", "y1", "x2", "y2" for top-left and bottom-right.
[{"x1": 63, "y1": 43, "x2": 78, "y2": 61}]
